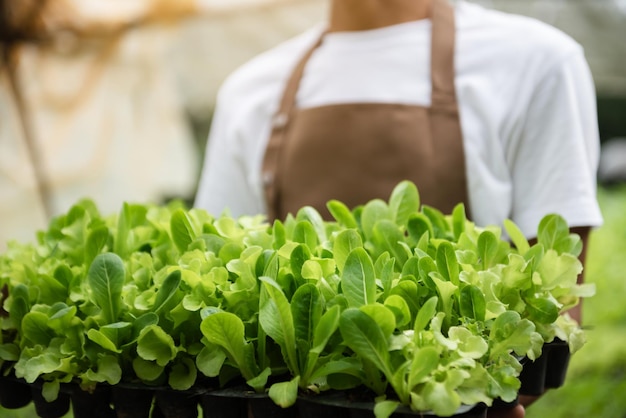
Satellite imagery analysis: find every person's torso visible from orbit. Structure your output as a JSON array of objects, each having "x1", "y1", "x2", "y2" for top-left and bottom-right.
[{"x1": 210, "y1": 0, "x2": 586, "y2": 230}]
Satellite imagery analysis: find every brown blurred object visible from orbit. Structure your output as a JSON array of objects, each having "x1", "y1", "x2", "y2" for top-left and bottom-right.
[
  {"x1": 1, "y1": 0, "x2": 54, "y2": 221},
  {"x1": 0, "y1": 0, "x2": 207, "y2": 250}
]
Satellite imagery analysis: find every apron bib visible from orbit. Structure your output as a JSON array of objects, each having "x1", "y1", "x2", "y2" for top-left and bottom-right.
[{"x1": 262, "y1": 0, "x2": 469, "y2": 221}]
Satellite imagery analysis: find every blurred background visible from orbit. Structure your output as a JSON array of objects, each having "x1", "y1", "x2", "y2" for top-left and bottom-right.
[{"x1": 1, "y1": 0, "x2": 625, "y2": 417}]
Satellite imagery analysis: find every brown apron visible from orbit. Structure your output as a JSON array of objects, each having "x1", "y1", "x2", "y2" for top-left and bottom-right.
[{"x1": 262, "y1": 0, "x2": 469, "y2": 222}]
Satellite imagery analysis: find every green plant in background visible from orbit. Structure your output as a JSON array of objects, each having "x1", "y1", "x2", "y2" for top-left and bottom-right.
[{"x1": 0, "y1": 181, "x2": 596, "y2": 418}]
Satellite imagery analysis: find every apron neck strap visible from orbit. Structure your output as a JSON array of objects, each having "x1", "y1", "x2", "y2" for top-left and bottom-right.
[
  {"x1": 430, "y1": 0, "x2": 458, "y2": 109},
  {"x1": 274, "y1": 35, "x2": 324, "y2": 121},
  {"x1": 275, "y1": 0, "x2": 458, "y2": 118}
]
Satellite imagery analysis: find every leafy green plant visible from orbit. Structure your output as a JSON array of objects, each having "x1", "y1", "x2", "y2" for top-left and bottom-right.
[{"x1": 0, "y1": 181, "x2": 593, "y2": 417}]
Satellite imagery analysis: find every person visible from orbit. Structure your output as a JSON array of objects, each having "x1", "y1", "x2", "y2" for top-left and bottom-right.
[{"x1": 194, "y1": 0, "x2": 604, "y2": 416}]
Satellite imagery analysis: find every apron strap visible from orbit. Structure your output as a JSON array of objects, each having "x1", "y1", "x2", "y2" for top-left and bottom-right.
[
  {"x1": 262, "y1": 33, "x2": 324, "y2": 221},
  {"x1": 429, "y1": 0, "x2": 470, "y2": 216},
  {"x1": 430, "y1": 0, "x2": 458, "y2": 112}
]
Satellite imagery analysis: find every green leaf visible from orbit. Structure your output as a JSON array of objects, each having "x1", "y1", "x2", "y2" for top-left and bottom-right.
[
  {"x1": 489, "y1": 311, "x2": 538, "y2": 358},
  {"x1": 88, "y1": 253, "x2": 125, "y2": 324},
  {"x1": 293, "y1": 221, "x2": 319, "y2": 252},
  {"x1": 137, "y1": 325, "x2": 177, "y2": 367},
  {"x1": 448, "y1": 327, "x2": 488, "y2": 358},
  {"x1": 290, "y1": 244, "x2": 311, "y2": 280},
  {"x1": 372, "y1": 220, "x2": 408, "y2": 267},
  {"x1": 430, "y1": 273, "x2": 458, "y2": 326},
  {"x1": 436, "y1": 241, "x2": 459, "y2": 285},
  {"x1": 133, "y1": 357, "x2": 165, "y2": 381},
  {"x1": 0, "y1": 344, "x2": 20, "y2": 361},
  {"x1": 477, "y1": 230, "x2": 500, "y2": 269},
  {"x1": 115, "y1": 203, "x2": 147, "y2": 257},
  {"x1": 291, "y1": 284, "x2": 322, "y2": 345},
  {"x1": 375, "y1": 253, "x2": 395, "y2": 300},
  {"x1": 421, "y1": 206, "x2": 450, "y2": 239},
  {"x1": 87, "y1": 329, "x2": 122, "y2": 353},
  {"x1": 85, "y1": 225, "x2": 109, "y2": 268},
  {"x1": 268, "y1": 376, "x2": 300, "y2": 408},
  {"x1": 259, "y1": 277, "x2": 299, "y2": 375},
  {"x1": 360, "y1": 304, "x2": 396, "y2": 338},
  {"x1": 417, "y1": 257, "x2": 438, "y2": 290},
  {"x1": 310, "y1": 305, "x2": 341, "y2": 355},
  {"x1": 153, "y1": 270, "x2": 181, "y2": 313},
  {"x1": 341, "y1": 248, "x2": 376, "y2": 308},
  {"x1": 171, "y1": 209, "x2": 197, "y2": 253},
  {"x1": 374, "y1": 400, "x2": 400, "y2": 418},
  {"x1": 537, "y1": 214, "x2": 570, "y2": 252},
  {"x1": 196, "y1": 345, "x2": 227, "y2": 377},
  {"x1": 451, "y1": 204, "x2": 467, "y2": 240},
  {"x1": 84, "y1": 354, "x2": 122, "y2": 385},
  {"x1": 525, "y1": 296, "x2": 559, "y2": 324},
  {"x1": 200, "y1": 312, "x2": 256, "y2": 378},
  {"x1": 309, "y1": 358, "x2": 364, "y2": 381},
  {"x1": 389, "y1": 280, "x2": 421, "y2": 320},
  {"x1": 169, "y1": 356, "x2": 197, "y2": 390},
  {"x1": 459, "y1": 285, "x2": 486, "y2": 322},
  {"x1": 503, "y1": 219, "x2": 530, "y2": 255},
  {"x1": 22, "y1": 312, "x2": 55, "y2": 345},
  {"x1": 407, "y1": 213, "x2": 434, "y2": 245},
  {"x1": 327, "y1": 200, "x2": 358, "y2": 229},
  {"x1": 296, "y1": 206, "x2": 327, "y2": 244},
  {"x1": 131, "y1": 313, "x2": 159, "y2": 341},
  {"x1": 408, "y1": 346, "x2": 439, "y2": 389},
  {"x1": 536, "y1": 250, "x2": 582, "y2": 290},
  {"x1": 333, "y1": 229, "x2": 363, "y2": 272},
  {"x1": 301, "y1": 260, "x2": 323, "y2": 281},
  {"x1": 384, "y1": 295, "x2": 411, "y2": 328},
  {"x1": 361, "y1": 200, "x2": 391, "y2": 241},
  {"x1": 414, "y1": 296, "x2": 438, "y2": 332},
  {"x1": 246, "y1": 367, "x2": 271, "y2": 392},
  {"x1": 421, "y1": 370, "x2": 463, "y2": 416},
  {"x1": 389, "y1": 180, "x2": 420, "y2": 228},
  {"x1": 42, "y1": 381, "x2": 60, "y2": 403},
  {"x1": 272, "y1": 220, "x2": 287, "y2": 249},
  {"x1": 15, "y1": 349, "x2": 62, "y2": 383},
  {"x1": 339, "y1": 308, "x2": 391, "y2": 376},
  {"x1": 8, "y1": 284, "x2": 30, "y2": 333}
]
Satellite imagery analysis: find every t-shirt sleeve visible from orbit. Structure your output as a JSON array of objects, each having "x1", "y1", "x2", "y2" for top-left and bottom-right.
[
  {"x1": 509, "y1": 48, "x2": 603, "y2": 238},
  {"x1": 193, "y1": 88, "x2": 263, "y2": 218}
]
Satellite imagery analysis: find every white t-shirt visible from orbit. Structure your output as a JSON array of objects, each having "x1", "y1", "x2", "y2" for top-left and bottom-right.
[{"x1": 195, "y1": 0, "x2": 603, "y2": 238}]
